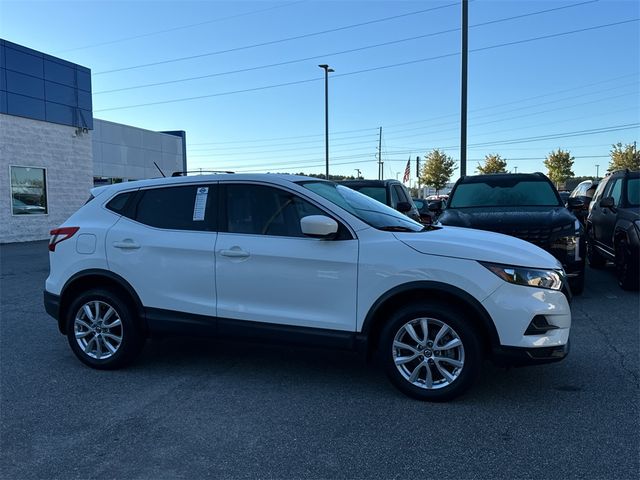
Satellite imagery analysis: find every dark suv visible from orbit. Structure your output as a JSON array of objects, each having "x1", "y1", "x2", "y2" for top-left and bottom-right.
[
  {"x1": 436, "y1": 173, "x2": 585, "y2": 294},
  {"x1": 337, "y1": 179, "x2": 421, "y2": 222},
  {"x1": 586, "y1": 169, "x2": 640, "y2": 290}
]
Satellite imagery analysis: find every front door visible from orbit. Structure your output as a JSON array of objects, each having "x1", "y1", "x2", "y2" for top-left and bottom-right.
[{"x1": 215, "y1": 183, "x2": 358, "y2": 331}]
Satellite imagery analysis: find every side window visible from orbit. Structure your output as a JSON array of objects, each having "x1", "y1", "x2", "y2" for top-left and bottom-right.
[
  {"x1": 609, "y1": 179, "x2": 622, "y2": 206},
  {"x1": 592, "y1": 178, "x2": 608, "y2": 204},
  {"x1": 390, "y1": 186, "x2": 400, "y2": 208},
  {"x1": 132, "y1": 185, "x2": 216, "y2": 231},
  {"x1": 106, "y1": 191, "x2": 135, "y2": 214},
  {"x1": 224, "y1": 184, "x2": 326, "y2": 237},
  {"x1": 395, "y1": 185, "x2": 410, "y2": 203}
]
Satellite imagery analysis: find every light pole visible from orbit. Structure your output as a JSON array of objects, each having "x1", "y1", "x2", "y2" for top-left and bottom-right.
[
  {"x1": 514, "y1": 166, "x2": 518, "y2": 173},
  {"x1": 595, "y1": 164, "x2": 600, "y2": 179},
  {"x1": 318, "y1": 64, "x2": 334, "y2": 179}
]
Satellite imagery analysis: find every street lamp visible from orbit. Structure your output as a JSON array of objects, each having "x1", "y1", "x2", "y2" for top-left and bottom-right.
[
  {"x1": 595, "y1": 164, "x2": 600, "y2": 179},
  {"x1": 318, "y1": 64, "x2": 334, "y2": 179}
]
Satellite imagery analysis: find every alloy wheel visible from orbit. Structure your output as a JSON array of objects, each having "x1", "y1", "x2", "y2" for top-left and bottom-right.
[
  {"x1": 74, "y1": 301, "x2": 123, "y2": 360},
  {"x1": 392, "y1": 317, "x2": 465, "y2": 390}
]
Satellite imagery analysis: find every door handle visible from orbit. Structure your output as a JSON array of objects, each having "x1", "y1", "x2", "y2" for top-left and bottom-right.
[
  {"x1": 220, "y1": 248, "x2": 250, "y2": 258},
  {"x1": 113, "y1": 240, "x2": 141, "y2": 250}
]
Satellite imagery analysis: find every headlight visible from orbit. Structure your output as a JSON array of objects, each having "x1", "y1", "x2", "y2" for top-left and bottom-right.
[
  {"x1": 481, "y1": 262, "x2": 564, "y2": 290},
  {"x1": 551, "y1": 235, "x2": 579, "y2": 260}
]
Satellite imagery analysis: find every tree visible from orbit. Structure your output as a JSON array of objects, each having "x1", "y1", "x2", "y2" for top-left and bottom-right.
[
  {"x1": 419, "y1": 149, "x2": 456, "y2": 193},
  {"x1": 544, "y1": 149, "x2": 574, "y2": 187},
  {"x1": 608, "y1": 142, "x2": 639, "y2": 172},
  {"x1": 476, "y1": 154, "x2": 507, "y2": 174}
]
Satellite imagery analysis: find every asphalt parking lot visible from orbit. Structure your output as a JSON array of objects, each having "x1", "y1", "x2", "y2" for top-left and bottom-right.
[{"x1": 1, "y1": 241, "x2": 638, "y2": 479}]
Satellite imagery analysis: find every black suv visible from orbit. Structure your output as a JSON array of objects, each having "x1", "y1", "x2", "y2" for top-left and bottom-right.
[
  {"x1": 586, "y1": 169, "x2": 640, "y2": 290},
  {"x1": 435, "y1": 173, "x2": 585, "y2": 294},
  {"x1": 337, "y1": 179, "x2": 421, "y2": 222}
]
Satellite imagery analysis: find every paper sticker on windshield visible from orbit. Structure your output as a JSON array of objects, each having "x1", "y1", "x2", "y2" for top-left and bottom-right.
[{"x1": 193, "y1": 187, "x2": 208, "y2": 221}]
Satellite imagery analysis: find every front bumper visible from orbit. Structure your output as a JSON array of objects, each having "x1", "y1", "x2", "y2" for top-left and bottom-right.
[{"x1": 492, "y1": 341, "x2": 570, "y2": 367}]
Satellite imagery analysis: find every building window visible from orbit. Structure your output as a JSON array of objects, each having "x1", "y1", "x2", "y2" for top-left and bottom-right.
[{"x1": 10, "y1": 166, "x2": 48, "y2": 215}]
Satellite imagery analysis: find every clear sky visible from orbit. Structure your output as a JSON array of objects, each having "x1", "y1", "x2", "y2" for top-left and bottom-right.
[{"x1": 1, "y1": 0, "x2": 638, "y2": 184}]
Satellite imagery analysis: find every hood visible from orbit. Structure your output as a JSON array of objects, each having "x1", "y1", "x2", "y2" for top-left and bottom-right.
[
  {"x1": 438, "y1": 206, "x2": 578, "y2": 246},
  {"x1": 395, "y1": 225, "x2": 561, "y2": 269}
]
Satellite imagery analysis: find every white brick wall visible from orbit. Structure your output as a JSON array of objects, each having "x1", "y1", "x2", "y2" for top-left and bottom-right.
[{"x1": 0, "y1": 114, "x2": 93, "y2": 243}]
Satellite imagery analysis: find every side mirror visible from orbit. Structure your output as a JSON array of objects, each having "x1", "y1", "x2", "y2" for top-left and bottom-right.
[
  {"x1": 566, "y1": 197, "x2": 584, "y2": 209},
  {"x1": 396, "y1": 201, "x2": 412, "y2": 213},
  {"x1": 300, "y1": 215, "x2": 338, "y2": 239},
  {"x1": 428, "y1": 200, "x2": 443, "y2": 212},
  {"x1": 600, "y1": 197, "x2": 615, "y2": 209}
]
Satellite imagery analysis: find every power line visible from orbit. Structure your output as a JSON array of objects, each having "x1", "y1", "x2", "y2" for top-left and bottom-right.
[
  {"x1": 187, "y1": 73, "x2": 638, "y2": 146},
  {"x1": 93, "y1": 2, "x2": 459, "y2": 75},
  {"x1": 94, "y1": 0, "x2": 599, "y2": 95},
  {"x1": 94, "y1": 18, "x2": 639, "y2": 113},
  {"x1": 56, "y1": 1, "x2": 307, "y2": 54}
]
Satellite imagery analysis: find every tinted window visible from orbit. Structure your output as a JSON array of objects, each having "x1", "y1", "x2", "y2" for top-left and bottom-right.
[
  {"x1": 609, "y1": 179, "x2": 622, "y2": 206},
  {"x1": 626, "y1": 178, "x2": 639, "y2": 206},
  {"x1": 390, "y1": 185, "x2": 400, "y2": 207},
  {"x1": 449, "y1": 179, "x2": 561, "y2": 208},
  {"x1": 106, "y1": 191, "x2": 134, "y2": 214},
  {"x1": 133, "y1": 185, "x2": 216, "y2": 231},
  {"x1": 225, "y1": 184, "x2": 325, "y2": 237},
  {"x1": 592, "y1": 178, "x2": 608, "y2": 204},
  {"x1": 355, "y1": 186, "x2": 386, "y2": 204}
]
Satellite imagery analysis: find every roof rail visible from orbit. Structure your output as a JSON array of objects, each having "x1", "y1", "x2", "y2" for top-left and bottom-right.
[{"x1": 171, "y1": 170, "x2": 235, "y2": 177}]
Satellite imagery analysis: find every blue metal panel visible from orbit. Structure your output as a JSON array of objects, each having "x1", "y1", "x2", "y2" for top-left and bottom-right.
[
  {"x1": 76, "y1": 69, "x2": 91, "y2": 92},
  {"x1": 45, "y1": 102, "x2": 74, "y2": 125},
  {"x1": 4, "y1": 46, "x2": 43, "y2": 77},
  {"x1": 78, "y1": 89, "x2": 92, "y2": 110},
  {"x1": 45, "y1": 81, "x2": 76, "y2": 106},
  {"x1": 79, "y1": 109, "x2": 93, "y2": 129},
  {"x1": 0, "y1": 66, "x2": 6, "y2": 91},
  {"x1": 44, "y1": 59, "x2": 75, "y2": 87},
  {"x1": 0, "y1": 91, "x2": 7, "y2": 113},
  {"x1": 6, "y1": 70, "x2": 45, "y2": 99},
  {"x1": 7, "y1": 92, "x2": 45, "y2": 120}
]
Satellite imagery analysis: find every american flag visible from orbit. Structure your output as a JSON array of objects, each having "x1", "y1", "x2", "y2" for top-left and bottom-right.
[{"x1": 402, "y1": 157, "x2": 411, "y2": 183}]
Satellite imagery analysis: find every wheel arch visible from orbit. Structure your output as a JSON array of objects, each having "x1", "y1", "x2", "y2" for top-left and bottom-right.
[
  {"x1": 58, "y1": 269, "x2": 146, "y2": 334},
  {"x1": 360, "y1": 281, "x2": 500, "y2": 356}
]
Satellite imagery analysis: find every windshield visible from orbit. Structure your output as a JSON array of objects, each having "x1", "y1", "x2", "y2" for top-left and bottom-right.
[
  {"x1": 449, "y1": 179, "x2": 561, "y2": 208},
  {"x1": 627, "y1": 177, "x2": 639, "y2": 206},
  {"x1": 300, "y1": 181, "x2": 424, "y2": 232}
]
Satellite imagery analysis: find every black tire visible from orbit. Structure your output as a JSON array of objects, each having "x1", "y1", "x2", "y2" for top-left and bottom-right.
[
  {"x1": 379, "y1": 302, "x2": 482, "y2": 402},
  {"x1": 66, "y1": 288, "x2": 145, "y2": 369},
  {"x1": 615, "y1": 239, "x2": 639, "y2": 291},
  {"x1": 586, "y1": 236, "x2": 606, "y2": 269}
]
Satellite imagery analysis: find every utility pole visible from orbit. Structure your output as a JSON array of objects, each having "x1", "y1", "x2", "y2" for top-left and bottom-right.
[
  {"x1": 514, "y1": 166, "x2": 518, "y2": 173},
  {"x1": 460, "y1": 0, "x2": 469, "y2": 177},
  {"x1": 378, "y1": 127, "x2": 383, "y2": 180},
  {"x1": 318, "y1": 64, "x2": 334, "y2": 179},
  {"x1": 595, "y1": 164, "x2": 600, "y2": 179},
  {"x1": 354, "y1": 168, "x2": 361, "y2": 179}
]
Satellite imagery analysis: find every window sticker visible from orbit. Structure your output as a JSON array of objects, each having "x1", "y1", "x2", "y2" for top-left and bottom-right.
[{"x1": 193, "y1": 186, "x2": 209, "y2": 221}]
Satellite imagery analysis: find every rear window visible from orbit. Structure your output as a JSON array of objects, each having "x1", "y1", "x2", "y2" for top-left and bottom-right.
[
  {"x1": 449, "y1": 178, "x2": 561, "y2": 208},
  {"x1": 132, "y1": 185, "x2": 216, "y2": 231},
  {"x1": 351, "y1": 186, "x2": 387, "y2": 204}
]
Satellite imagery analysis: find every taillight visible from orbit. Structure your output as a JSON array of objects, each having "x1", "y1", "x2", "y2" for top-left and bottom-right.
[{"x1": 49, "y1": 227, "x2": 79, "y2": 252}]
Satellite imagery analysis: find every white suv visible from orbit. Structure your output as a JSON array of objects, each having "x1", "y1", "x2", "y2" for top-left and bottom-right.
[{"x1": 44, "y1": 174, "x2": 571, "y2": 401}]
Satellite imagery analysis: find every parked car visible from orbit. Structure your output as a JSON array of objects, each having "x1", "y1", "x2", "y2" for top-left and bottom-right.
[
  {"x1": 568, "y1": 179, "x2": 599, "y2": 223},
  {"x1": 411, "y1": 198, "x2": 434, "y2": 224},
  {"x1": 558, "y1": 190, "x2": 571, "y2": 205},
  {"x1": 337, "y1": 179, "x2": 421, "y2": 222},
  {"x1": 436, "y1": 172, "x2": 586, "y2": 294},
  {"x1": 586, "y1": 169, "x2": 639, "y2": 290},
  {"x1": 44, "y1": 174, "x2": 571, "y2": 402}
]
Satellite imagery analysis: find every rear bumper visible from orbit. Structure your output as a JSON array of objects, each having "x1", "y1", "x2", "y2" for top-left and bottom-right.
[
  {"x1": 492, "y1": 341, "x2": 570, "y2": 367},
  {"x1": 44, "y1": 290, "x2": 61, "y2": 321}
]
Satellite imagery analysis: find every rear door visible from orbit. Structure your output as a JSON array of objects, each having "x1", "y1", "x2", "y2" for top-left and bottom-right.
[{"x1": 106, "y1": 183, "x2": 218, "y2": 317}]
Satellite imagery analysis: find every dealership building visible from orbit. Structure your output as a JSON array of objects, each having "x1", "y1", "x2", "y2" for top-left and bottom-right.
[{"x1": 0, "y1": 39, "x2": 187, "y2": 243}]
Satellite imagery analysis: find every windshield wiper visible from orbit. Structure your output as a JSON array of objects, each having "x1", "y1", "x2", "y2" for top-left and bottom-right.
[{"x1": 378, "y1": 226, "x2": 418, "y2": 232}]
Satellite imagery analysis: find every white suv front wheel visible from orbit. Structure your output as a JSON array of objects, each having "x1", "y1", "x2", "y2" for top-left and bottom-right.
[
  {"x1": 381, "y1": 302, "x2": 482, "y2": 401},
  {"x1": 66, "y1": 289, "x2": 144, "y2": 369}
]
